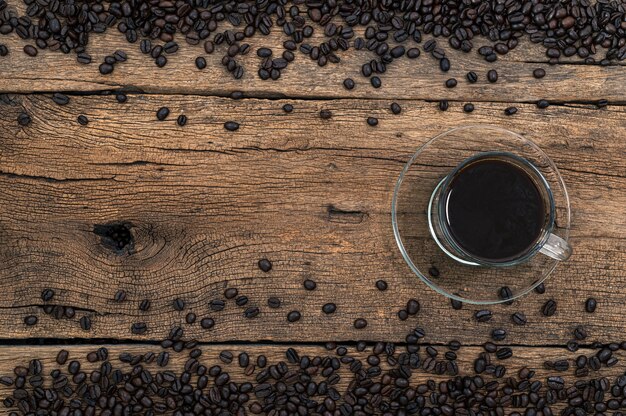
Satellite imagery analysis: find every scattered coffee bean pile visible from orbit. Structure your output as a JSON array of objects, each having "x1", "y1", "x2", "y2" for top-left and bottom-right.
[{"x1": 0, "y1": 0, "x2": 625, "y2": 84}]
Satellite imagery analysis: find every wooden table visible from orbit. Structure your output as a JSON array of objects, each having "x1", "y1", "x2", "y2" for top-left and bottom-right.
[{"x1": 0, "y1": 12, "x2": 625, "y2": 415}]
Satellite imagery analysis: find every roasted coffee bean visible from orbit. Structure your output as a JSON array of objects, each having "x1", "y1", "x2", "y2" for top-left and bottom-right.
[
  {"x1": 172, "y1": 298, "x2": 185, "y2": 311},
  {"x1": 282, "y1": 104, "x2": 294, "y2": 113},
  {"x1": 445, "y1": 78, "x2": 457, "y2": 88},
  {"x1": 406, "y1": 299, "x2": 420, "y2": 315},
  {"x1": 512, "y1": 312, "x2": 527, "y2": 325},
  {"x1": 463, "y1": 103, "x2": 474, "y2": 113},
  {"x1": 367, "y1": 117, "x2": 378, "y2": 126},
  {"x1": 0, "y1": 45, "x2": 8, "y2": 56},
  {"x1": 439, "y1": 58, "x2": 450, "y2": 72},
  {"x1": 244, "y1": 307, "x2": 260, "y2": 318},
  {"x1": 267, "y1": 297, "x2": 281, "y2": 308},
  {"x1": 466, "y1": 71, "x2": 478, "y2": 83},
  {"x1": 303, "y1": 279, "x2": 317, "y2": 290},
  {"x1": 475, "y1": 310, "x2": 493, "y2": 322},
  {"x1": 24, "y1": 315, "x2": 38, "y2": 326},
  {"x1": 99, "y1": 63, "x2": 114, "y2": 75},
  {"x1": 257, "y1": 47, "x2": 272, "y2": 57},
  {"x1": 375, "y1": 280, "x2": 388, "y2": 291},
  {"x1": 79, "y1": 316, "x2": 91, "y2": 330},
  {"x1": 597, "y1": 99, "x2": 608, "y2": 108},
  {"x1": 52, "y1": 93, "x2": 69, "y2": 105},
  {"x1": 491, "y1": 328, "x2": 507, "y2": 341},
  {"x1": 287, "y1": 310, "x2": 301, "y2": 322},
  {"x1": 195, "y1": 57, "x2": 206, "y2": 69},
  {"x1": 322, "y1": 303, "x2": 336, "y2": 314},
  {"x1": 343, "y1": 78, "x2": 355, "y2": 90},
  {"x1": 131, "y1": 322, "x2": 147, "y2": 334},
  {"x1": 235, "y1": 295, "x2": 248, "y2": 306},
  {"x1": 56, "y1": 350, "x2": 69, "y2": 365},
  {"x1": 354, "y1": 318, "x2": 367, "y2": 329},
  {"x1": 407, "y1": 48, "x2": 420, "y2": 59},
  {"x1": 185, "y1": 312, "x2": 196, "y2": 324},
  {"x1": 175, "y1": 114, "x2": 187, "y2": 126},
  {"x1": 537, "y1": 100, "x2": 550, "y2": 109},
  {"x1": 439, "y1": 100, "x2": 449, "y2": 111},
  {"x1": 200, "y1": 317, "x2": 214, "y2": 329},
  {"x1": 585, "y1": 298, "x2": 597, "y2": 313},
  {"x1": 156, "y1": 107, "x2": 170, "y2": 121},
  {"x1": 258, "y1": 258, "x2": 272, "y2": 272},
  {"x1": 573, "y1": 326, "x2": 588, "y2": 340},
  {"x1": 114, "y1": 290, "x2": 126, "y2": 302},
  {"x1": 542, "y1": 299, "x2": 557, "y2": 316},
  {"x1": 496, "y1": 347, "x2": 513, "y2": 360},
  {"x1": 41, "y1": 289, "x2": 54, "y2": 302},
  {"x1": 504, "y1": 106, "x2": 518, "y2": 116},
  {"x1": 209, "y1": 299, "x2": 225, "y2": 311},
  {"x1": 320, "y1": 109, "x2": 332, "y2": 119},
  {"x1": 370, "y1": 76, "x2": 381, "y2": 88},
  {"x1": 390, "y1": 102, "x2": 401, "y2": 114},
  {"x1": 17, "y1": 113, "x2": 31, "y2": 126},
  {"x1": 23, "y1": 45, "x2": 37, "y2": 56},
  {"x1": 77, "y1": 115, "x2": 89, "y2": 125},
  {"x1": 224, "y1": 121, "x2": 240, "y2": 131},
  {"x1": 487, "y1": 69, "x2": 498, "y2": 83},
  {"x1": 533, "y1": 68, "x2": 546, "y2": 79},
  {"x1": 139, "y1": 299, "x2": 151, "y2": 311},
  {"x1": 398, "y1": 309, "x2": 409, "y2": 320}
]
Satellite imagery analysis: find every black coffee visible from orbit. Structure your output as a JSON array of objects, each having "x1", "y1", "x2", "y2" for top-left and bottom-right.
[{"x1": 443, "y1": 157, "x2": 546, "y2": 262}]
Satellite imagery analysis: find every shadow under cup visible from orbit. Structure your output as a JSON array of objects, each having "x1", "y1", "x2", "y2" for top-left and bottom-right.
[{"x1": 391, "y1": 125, "x2": 571, "y2": 305}]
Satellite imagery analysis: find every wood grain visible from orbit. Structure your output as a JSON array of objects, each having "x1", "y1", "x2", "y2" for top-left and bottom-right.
[
  {"x1": 0, "y1": 343, "x2": 624, "y2": 416},
  {"x1": 0, "y1": 17, "x2": 624, "y2": 101},
  {"x1": 0, "y1": 95, "x2": 624, "y2": 344}
]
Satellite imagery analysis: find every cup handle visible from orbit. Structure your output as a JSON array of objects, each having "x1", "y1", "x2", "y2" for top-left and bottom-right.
[{"x1": 539, "y1": 233, "x2": 572, "y2": 261}]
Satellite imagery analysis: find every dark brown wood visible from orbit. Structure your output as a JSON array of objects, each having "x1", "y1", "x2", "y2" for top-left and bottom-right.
[
  {"x1": 0, "y1": 28, "x2": 624, "y2": 101},
  {"x1": 0, "y1": 94, "x2": 624, "y2": 344}
]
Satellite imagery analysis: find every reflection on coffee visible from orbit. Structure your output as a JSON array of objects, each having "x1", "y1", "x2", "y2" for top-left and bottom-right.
[{"x1": 443, "y1": 157, "x2": 545, "y2": 262}]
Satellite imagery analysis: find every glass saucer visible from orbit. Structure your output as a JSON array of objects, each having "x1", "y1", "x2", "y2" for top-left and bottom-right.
[{"x1": 391, "y1": 125, "x2": 571, "y2": 304}]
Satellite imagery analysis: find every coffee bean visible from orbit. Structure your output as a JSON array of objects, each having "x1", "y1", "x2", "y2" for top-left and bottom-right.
[
  {"x1": 99, "y1": 63, "x2": 114, "y2": 75},
  {"x1": 155, "y1": 55, "x2": 167, "y2": 67},
  {"x1": 487, "y1": 69, "x2": 498, "y2": 83},
  {"x1": 491, "y1": 328, "x2": 507, "y2": 341},
  {"x1": 354, "y1": 318, "x2": 367, "y2": 329},
  {"x1": 320, "y1": 109, "x2": 332, "y2": 120},
  {"x1": 303, "y1": 279, "x2": 317, "y2": 290},
  {"x1": 114, "y1": 290, "x2": 126, "y2": 302},
  {"x1": 56, "y1": 350, "x2": 69, "y2": 365},
  {"x1": 24, "y1": 315, "x2": 38, "y2": 326},
  {"x1": 533, "y1": 68, "x2": 546, "y2": 79},
  {"x1": 156, "y1": 107, "x2": 169, "y2": 121},
  {"x1": 244, "y1": 307, "x2": 260, "y2": 318},
  {"x1": 445, "y1": 78, "x2": 457, "y2": 88},
  {"x1": 77, "y1": 115, "x2": 89, "y2": 125},
  {"x1": 398, "y1": 309, "x2": 408, "y2": 320},
  {"x1": 512, "y1": 312, "x2": 527, "y2": 325},
  {"x1": 17, "y1": 112, "x2": 31, "y2": 126},
  {"x1": 450, "y1": 297, "x2": 463, "y2": 310},
  {"x1": 224, "y1": 121, "x2": 240, "y2": 131},
  {"x1": 235, "y1": 296, "x2": 248, "y2": 307},
  {"x1": 537, "y1": 100, "x2": 549, "y2": 109},
  {"x1": 287, "y1": 310, "x2": 301, "y2": 322},
  {"x1": 185, "y1": 312, "x2": 196, "y2": 324},
  {"x1": 573, "y1": 325, "x2": 588, "y2": 340},
  {"x1": 367, "y1": 117, "x2": 378, "y2": 126},
  {"x1": 370, "y1": 76, "x2": 381, "y2": 88},
  {"x1": 463, "y1": 103, "x2": 474, "y2": 113},
  {"x1": 542, "y1": 299, "x2": 557, "y2": 316},
  {"x1": 466, "y1": 71, "x2": 478, "y2": 83},
  {"x1": 200, "y1": 317, "x2": 214, "y2": 329},
  {"x1": 390, "y1": 102, "x2": 401, "y2": 114},
  {"x1": 52, "y1": 93, "x2": 69, "y2": 105},
  {"x1": 440, "y1": 58, "x2": 450, "y2": 72},
  {"x1": 23, "y1": 45, "x2": 37, "y2": 56},
  {"x1": 282, "y1": 104, "x2": 293, "y2": 113},
  {"x1": 322, "y1": 303, "x2": 336, "y2": 314},
  {"x1": 257, "y1": 47, "x2": 272, "y2": 57},
  {"x1": 343, "y1": 78, "x2": 355, "y2": 90},
  {"x1": 210, "y1": 299, "x2": 225, "y2": 311},
  {"x1": 0, "y1": 44, "x2": 8, "y2": 56},
  {"x1": 258, "y1": 258, "x2": 272, "y2": 272},
  {"x1": 496, "y1": 347, "x2": 513, "y2": 360},
  {"x1": 585, "y1": 298, "x2": 597, "y2": 313},
  {"x1": 406, "y1": 299, "x2": 420, "y2": 315},
  {"x1": 474, "y1": 310, "x2": 492, "y2": 322},
  {"x1": 139, "y1": 299, "x2": 151, "y2": 311},
  {"x1": 438, "y1": 100, "x2": 449, "y2": 111},
  {"x1": 504, "y1": 107, "x2": 518, "y2": 116},
  {"x1": 41, "y1": 289, "x2": 54, "y2": 302},
  {"x1": 407, "y1": 48, "x2": 420, "y2": 59},
  {"x1": 534, "y1": 282, "x2": 546, "y2": 293},
  {"x1": 175, "y1": 114, "x2": 187, "y2": 127},
  {"x1": 116, "y1": 93, "x2": 127, "y2": 103},
  {"x1": 131, "y1": 322, "x2": 147, "y2": 334},
  {"x1": 267, "y1": 297, "x2": 281, "y2": 308},
  {"x1": 597, "y1": 99, "x2": 608, "y2": 108},
  {"x1": 79, "y1": 316, "x2": 91, "y2": 330},
  {"x1": 375, "y1": 280, "x2": 388, "y2": 291}
]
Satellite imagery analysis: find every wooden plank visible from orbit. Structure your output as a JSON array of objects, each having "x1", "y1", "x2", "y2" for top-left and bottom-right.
[
  {"x1": 0, "y1": 344, "x2": 624, "y2": 415},
  {"x1": 0, "y1": 95, "x2": 624, "y2": 344},
  {"x1": 0, "y1": 26, "x2": 624, "y2": 101}
]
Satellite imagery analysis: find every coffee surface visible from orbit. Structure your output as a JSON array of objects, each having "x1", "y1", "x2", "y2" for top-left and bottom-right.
[{"x1": 444, "y1": 158, "x2": 545, "y2": 262}]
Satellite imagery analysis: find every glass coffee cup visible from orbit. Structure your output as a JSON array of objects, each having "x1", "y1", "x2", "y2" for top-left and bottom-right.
[{"x1": 392, "y1": 125, "x2": 572, "y2": 304}]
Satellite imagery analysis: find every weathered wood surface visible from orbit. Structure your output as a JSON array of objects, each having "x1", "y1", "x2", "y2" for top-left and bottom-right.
[
  {"x1": 0, "y1": 95, "x2": 624, "y2": 344},
  {"x1": 0, "y1": 23, "x2": 624, "y2": 100},
  {"x1": 0, "y1": 343, "x2": 624, "y2": 414}
]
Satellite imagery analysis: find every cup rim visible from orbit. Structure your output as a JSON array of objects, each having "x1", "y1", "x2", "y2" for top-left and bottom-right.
[
  {"x1": 391, "y1": 124, "x2": 571, "y2": 305},
  {"x1": 436, "y1": 151, "x2": 556, "y2": 267}
]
